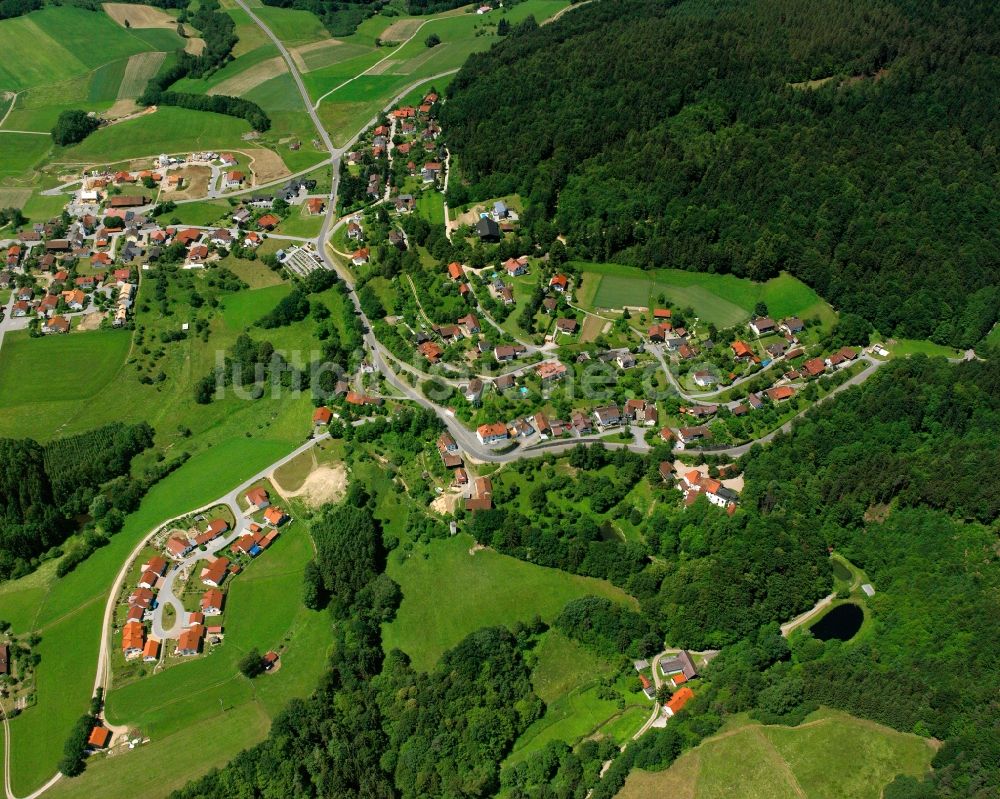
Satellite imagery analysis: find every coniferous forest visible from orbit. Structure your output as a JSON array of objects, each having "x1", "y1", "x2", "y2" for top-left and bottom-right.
[{"x1": 441, "y1": 0, "x2": 1000, "y2": 348}]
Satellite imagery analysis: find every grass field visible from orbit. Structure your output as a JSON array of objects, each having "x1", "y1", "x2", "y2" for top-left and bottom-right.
[
  {"x1": 58, "y1": 106, "x2": 251, "y2": 164},
  {"x1": 0, "y1": 7, "x2": 152, "y2": 91},
  {"x1": 0, "y1": 133, "x2": 52, "y2": 178},
  {"x1": 507, "y1": 630, "x2": 651, "y2": 764},
  {"x1": 618, "y1": 709, "x2": 935, "y2": 799},
  {"x1": 382, "y1": 533, "x2": 634, "y2": 671},
  {"x1": 219, "y1": 283, "x2": 292, "y2": 329},
  {"x1": 575, "y1": 261, "x2": 836, "y2": 330},
  {"x1": 253, "y1": 5, "x2": 328, "y2": 46},
  {"x1": 159, "y1": 200, "x2": 231, "y2": 226},
  {"x1": 0, "y1": 329, "x2": 132, "y2": 410}
]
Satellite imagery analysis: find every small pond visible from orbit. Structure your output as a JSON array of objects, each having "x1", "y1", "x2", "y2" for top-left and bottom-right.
[{"x1": 810, "y1": 602, "x2": 863, "y2": 642}]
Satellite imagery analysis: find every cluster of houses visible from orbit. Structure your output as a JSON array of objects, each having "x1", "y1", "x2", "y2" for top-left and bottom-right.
[
  {"x1": 473, "y1": 397, "x2": 660, "y2": 450},
  {"x1": 155, "y1": 500, "x2": 287, "y2": 658},
  {"x1": 122, "y1": 553, "x2": 170, "y2": 663},
  {"x1": 656, "y1": 464, "x2": 740, "y2": 513},
  {"x1": 633, "y1": 652, "x2": 698, "y2": 718},
  {"x1": 4, "y1": 213, "x2": 143, "y2": 330}
]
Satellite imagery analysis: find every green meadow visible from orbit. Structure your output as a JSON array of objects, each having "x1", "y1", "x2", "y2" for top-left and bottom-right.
[
  {"x1": 0, "y1": 329, "x2": 132, "y2": 410},
  {"x1": 59, "y1": 107, "x2": 251, "y2": 164},
  {"x1": 575, "y1": 261, "x2": 836, "y2": 329},
  {"x1": 0, "y1": 7, "x2": 152, "y2": 90},
  {"x1": 618, "y1": 709, "x2": 935, "y2": 799},
  {"x1": 382, "y1": 533, "x2": 633, "y2": 671}
]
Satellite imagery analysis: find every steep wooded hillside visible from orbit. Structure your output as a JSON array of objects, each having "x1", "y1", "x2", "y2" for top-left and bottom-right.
[{"x1": 442, "y1": 0, "x2": 1000, "y2": 347}]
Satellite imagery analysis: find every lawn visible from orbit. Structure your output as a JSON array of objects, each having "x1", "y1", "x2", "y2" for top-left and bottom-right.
[
  {"x1": 160, "y1": 200, "x2": 231, "y2": 226},
  {"x1": 382, "y1": 533, "x2": 634, "y2": 671},
  {"x1": 884, "y1": 338, "x2": 963, "y2": 359},
  {"x1": 575, "y1": 262, "x2": 835, "y2": 330},
  {"x1": 273, "y1": 203, "x2": 325, "y2": 238},
  {"x1": 617, "y1": 709, "x2": 935, "y2": 799},
  {"x1": 0, "y1": 329, "x2": 132, "y2": 410}
]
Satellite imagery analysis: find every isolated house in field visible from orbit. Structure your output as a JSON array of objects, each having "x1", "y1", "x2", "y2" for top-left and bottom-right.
[
  {"x1": 87, "y1": 726, "x2": 111, "y2": 750},
  {"x1": 313, "y1": 406, "x2": 332, "y2": 426}
]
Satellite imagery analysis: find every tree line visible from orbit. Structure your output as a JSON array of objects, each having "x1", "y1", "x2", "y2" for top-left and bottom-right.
[{"x1": 442, "y1": 0, "x2": 1000, "y2": 348}]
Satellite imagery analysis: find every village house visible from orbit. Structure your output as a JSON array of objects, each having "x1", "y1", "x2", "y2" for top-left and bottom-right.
[
  {"x1": 477, "y1": 422, "x2": 509, "y2": 445},
  {"x1": 224, "y1": 171, "x2": 246, "y2": 189},
  {"x1": 263, "y1": 506, "x2": 289, "y2": 527},
  {"x1": 549, "y1": 274, "x2": 568, "y2": 292},
  {"x1": 555, "y1": 317, "x2": 578, "y2": 335},
  {"x1": 731, "y1": 340, "x2": 753, "y2": 359},
  {"x1": 352, "y1": 247, "x2": 370, "y2": 266},
  {"x1": 535, "y1": 360, "x2": 568, "y2": 383},
  {"x1": 313, "y1": 406, "x2": 332, "y2": 426},
  {"x1": 503, "y1": 256, "x2": 529, "y2": 277},
  {"x1": 41, "y1": 315, "x2": 70, "y2": 335},
  {"x1": 419, "y1": 341, "x2": 443, "y2": 363},
  {"x1": 692, "y1": 370, "x2": 716, "y2": 387},
  {"x1": 593, "y1": 404, "x2": 622, "y2": 429},
  {"x1": 683, "y1": 404, "x2": 718, "y2": 418},
  {"x1": 780, "y1": 317, "x2": 804, "y2": 335},
  {"x1": 142, "y1": 638, "x2": 160, "y2": 663},
  {"x1": 122, "y1": 621, "x2": 145, "y2": 659},
  {"x1": 659, "y1": 461, "x2": 674, "y2": 482},
  {"x1": 201, "y1": 588, "x2": 225, "y2": 615},
  {"x1": 493, "y1": 374, "x2": 516, "y2": 393},
  {"x1": 803, "y1": 357, "x2": 827, "y2": 377},
  {"x1": 457, "y1": 313, "x2": 481, "y2": 335},
  {"x1": 676, "y1": 425, "x2": 711, "y2": 448},
  {"x1": 494, "y1": 344, "x2": 527, "y2": 362},
  {"x1": 767, "y1": 385, "x2": 796, "y2": 402},
  {"x1": 201, "y1": 557, "x2": 231, "y2": 588},
  {"x1": 246, "y1": 487, "x2": 270, "y2": 511},
  {"x1": 306, "y1": 198, "x2": 325, "y2": 215},
  {"x1": 176, "y1": 624, "x2": 204, "y2": 656},
  {"x1": 465, "y1": 476, "x2": 493, "y2": 512},
  {"x1": 749, "y1": 316, "x2": 776, "y2": 336},
  {"x1": 166, "y1": 534, "x2": 193, "y2": 559},
  {"x1": 465, "y1": 378, "x2": 484, "y2": 403},
  {"x1": 624, "y1": 398, "x2": 658, "y2": 426}
]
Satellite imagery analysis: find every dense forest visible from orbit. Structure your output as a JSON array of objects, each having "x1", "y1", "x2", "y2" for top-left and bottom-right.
[
  {"x1": 0, "y1": 423, "x2": 153, "y2": 580},
  {"x1": 442, "y1": 0, "x2": 1000, "y2": 347},
  {"x1": 0, "y1": 0, "x2": 40, "y2": 21}
]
